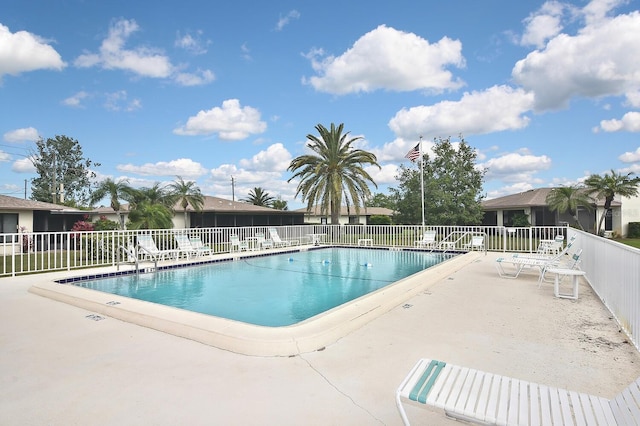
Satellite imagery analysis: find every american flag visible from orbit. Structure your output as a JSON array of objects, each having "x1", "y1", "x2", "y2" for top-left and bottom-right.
[{"x1": 404, "y1": 143, "x2": 420, "y2": 162}]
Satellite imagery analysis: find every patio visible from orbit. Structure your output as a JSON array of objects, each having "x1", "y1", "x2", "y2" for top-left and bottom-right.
[{"x1": 2, "y1": 251, "x2": 640, "y2": 425}]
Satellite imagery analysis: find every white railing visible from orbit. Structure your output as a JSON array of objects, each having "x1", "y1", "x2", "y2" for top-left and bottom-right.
[
  {"x1": 574, "y1": 229, "x2": 640, "y2": 351},
  {"x1": 1, "y1": 224, "x2": 568, "y2": 277}
]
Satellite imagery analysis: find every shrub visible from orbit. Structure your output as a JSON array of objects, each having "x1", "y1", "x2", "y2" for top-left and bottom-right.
[
  {"x1": 629, "y1": 222, "x2": 640, "y2": 238},
  {"x1": 93, "y1": 215, "x2": 119, "y2": 231},
  {"x1": 368, "y1": 215, "x2": 392, "y2": 225}
]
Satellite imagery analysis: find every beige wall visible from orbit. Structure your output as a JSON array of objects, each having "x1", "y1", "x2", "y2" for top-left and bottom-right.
[{"x1": 621, "y1": 195, "x2": 640, "y2": 237}]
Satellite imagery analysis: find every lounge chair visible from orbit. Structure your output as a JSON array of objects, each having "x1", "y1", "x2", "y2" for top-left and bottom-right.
[
  {"x1": 537, "y1": 235, "x2": 565, "y2": 255},
  {"x1": 255, "y1": 232, "x2": 273, "y2": 250},
  {"x1": 137, "y1": 235, "x2": 178, "y2": 261},
  {"x1": 463, "y1": 235, "x2": 485, "y2": 251},
  {"x1": 396, "y1": 358, "x2": 640, "y2": 425},
  {"x1": 496, "y1": 248, "x2": 582, "y2": 284},
  {"x1": 173, "y1": 233, "x2": 198, "y2": 259},
  {"x1": 230, "y1": 234, "x2": 248, "y2": 252},
  {"x1": 415, "y1": 230, "x2": 437, "y2": 248},
  {"x1": 189, "y1": 236, "x2": 213, "y2": 257},
  {"x1": 268, "y1": 228, "x2": 299, "y2": 247}
]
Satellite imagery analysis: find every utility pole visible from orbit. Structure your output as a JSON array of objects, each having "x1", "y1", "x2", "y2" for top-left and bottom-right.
[
  {"x1": 231, "y1": 176, "x2": 235, "y2": 201},
  {"x1": 52, "y1": 152, "x2": 57, "y2": 204}
]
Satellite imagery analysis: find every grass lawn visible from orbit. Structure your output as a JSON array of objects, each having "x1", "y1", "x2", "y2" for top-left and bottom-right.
[{"x1": 617, "y1": 238, "x2": 640, "y2": 249}]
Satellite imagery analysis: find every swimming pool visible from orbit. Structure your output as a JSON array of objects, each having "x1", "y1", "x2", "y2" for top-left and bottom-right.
[
  {"x1": 72, "y1": 248, "x2": 452, "y2": 327},
  {"x1": 30, "y1": 247, "x2": 480, "y2": 356}
]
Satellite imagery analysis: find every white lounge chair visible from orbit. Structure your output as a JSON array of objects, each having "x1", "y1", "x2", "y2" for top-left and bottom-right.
[
  {"x1": 415, "y1": 230, "x2": 437, "y2": 248},
  {"x1": 173, "y1": 233, "x2": 198, "y2": 259},
  {"x1": 137, "y1": 235, "x2": 178, "y2": 261},
  {"x1": 189, "y1": 236, "x2": 213, "y2": 257},
  {"x1": 255, "y1": 232, "x2": 273, "y2": 250},
  {"x1": 537, "y1": 234, "x2": 565, "y2": 255},
  {"x1": 496, "y1": 248, "x2": 582, "y2": 284},
  {"x1": 268, "y1": 228, "x2": 298, "y2": 247},
  {"x1": 463, "y1": 235, "x2": 485, "y2": 251},
  {"x1": 230, "y1": 234, "x2": 248, "y2": 252},
  {"x1": 397, "y1": 358, "x2": 640, "y2": 426}
]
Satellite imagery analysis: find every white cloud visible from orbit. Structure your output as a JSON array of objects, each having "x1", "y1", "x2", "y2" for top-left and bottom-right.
[
  {"x1": 173, "y1": 69, "x2": 215, "y2": 86},
  {"x1": 174, "y1": 30, "x2": 209, "y2": 55},
  {"x1": 582, "y1": 0, "x2": 626, "y2": 26},
  {"x1": 619, "y1": 147, "x2": 640, "y2": 163},
  {"x1": 116, "y1": 158, "x2": 208, "y2": 178},
  {"x1": 598, "y1": 111, "x2": 640, "y2": 132},
  {"x1": 625, "y1": 90, "x2": 640, "y2": 107},
  {"x1": 520, "y1": 1, "x2": 567, "y2": 48},
  {"x1": 62, "y1": 91, "x2": 90, "y2": 108},
  {"x1": 480, "y1": 151, "x2": 552, "y2": 183},
  {"x1": 3, "y1": 127, "x2": 39, "y2": 143},
  {"x1": 12, "y1": 157, "x2": 36, "y2": 173},
  {"x1": 0, "y1": 24, "x2": 66, "y2": 80},
  {"x1": 512, "y1": 9, "x2": 640, "y2": 111},
  {"x1": 0, "y1": 151, "x2": 10, "y2": 162},
  {"x1": 367, "y1": 163, "x2": 400, "y2": 185},
  {"x1": 173, "y1": 99, "x2": 267, "y2": 140},
  {"x1": 304, "y1": 25, "x2": 465, "y2": 95},
  {"x1": 74, "y1": 18, "x2": 213, "y2": 86},
  {"x1": 104, "y1": 90, "x2": 142, "y2": 112},
  {"x1": 275, "y1": 10, "x2": 300, "y2": 31},
  {"x1": 238, "y1": 143, "x2": 292, "y2": 172},
  {"x1": 388, "y1": 85, "x2": 535, "y2": 140}
]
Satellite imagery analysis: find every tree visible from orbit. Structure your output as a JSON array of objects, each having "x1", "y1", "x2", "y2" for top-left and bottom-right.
[
  {"x1": 545, "y1": 185, "x2": 593, "y2": 231},
  {"x1": 243, "y1": 187, "x2": 275, "y2": 207},
  {"x1": 123, "y1": 183, "x2": 175, "y2": 229},
  {"x1": 272, "y1": 197, "x2": 289, "y2": 211},
  {"x1": 166, "y1": 176, "x2": 204, "y2": 227},
  {"x1": 366, "y1": 193, "x2": 396, "y2": 210},
  {"x1": 124, "y1": 183, "x2": 174, "y2": 210},
  {"x1": 584, "y1": 170, "x2": 640, "y2": 234},
  {"x1": 390, "y1": 136, "x2": 485, "y2": 225},
  {"x1": 127, "y1": 203, "x2": 174, "y2": 230},
  {"x1": 90, "y1": 178, "x2": 132, "y2": 229},
  {"x1": 288, "y1": 123, "x2": 380, "y2": 224},
  {"x1": 30, "y1": 135, "x2": 99, "y2": 206}
]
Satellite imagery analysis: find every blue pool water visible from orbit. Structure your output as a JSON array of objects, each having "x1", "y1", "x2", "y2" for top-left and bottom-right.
[{"x1": 74, "y1": 248, "x2": 453, "y2": 327}]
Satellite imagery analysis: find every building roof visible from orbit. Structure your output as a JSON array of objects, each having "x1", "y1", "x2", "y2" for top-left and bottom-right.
[
  {"x1": 0, "y1": 194, "x2": 81, "y2": 212},
  {"x1": 482, "y1": 187, "x2": 620, "y2": 210},
  {"x1": 292, "y1": 205, "x2": 394, "y2": 216}
]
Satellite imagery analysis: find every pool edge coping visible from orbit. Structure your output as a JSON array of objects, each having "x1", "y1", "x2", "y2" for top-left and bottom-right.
[{"x1": 28, "y1": 250, "x2": 481, "y2": 357}]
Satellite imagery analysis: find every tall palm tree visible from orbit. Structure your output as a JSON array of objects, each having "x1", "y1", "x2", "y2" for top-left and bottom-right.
[
  {"x1": 545, "y1": 185, "x2": 593, "y2": 231},
  {"x1": 166, "y1": 176, "x2": 204, "y2": 227},
  {"x1": 585, "y1": 170, "x2": 640, "y2": 234},
  {"x1": 90, "y1": 178, "x2": 131, "y2": 229},
  {"x1": 243, "y1": 187, "x2": 274, "y2": 207},
  {"x1": 288, "y1": 123, "x2": 380, "y2": 224}
]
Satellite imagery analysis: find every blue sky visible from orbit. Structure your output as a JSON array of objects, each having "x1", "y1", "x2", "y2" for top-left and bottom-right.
[{"x1": 1, "y1": 0, "x2": 639, "y2": 209}]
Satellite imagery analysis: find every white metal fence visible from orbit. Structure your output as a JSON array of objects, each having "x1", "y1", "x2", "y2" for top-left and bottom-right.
[
  {"x1": 574, "y1": 229, "x2": 640, "y2": 351},
  {"x1": 0, "y1": 224, "x2": 568, "y2": 277}
]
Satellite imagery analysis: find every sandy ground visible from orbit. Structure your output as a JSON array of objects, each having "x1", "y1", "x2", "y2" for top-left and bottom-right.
[{"x1": 1, "y1": 251, "x2": 639, "y2": 425}]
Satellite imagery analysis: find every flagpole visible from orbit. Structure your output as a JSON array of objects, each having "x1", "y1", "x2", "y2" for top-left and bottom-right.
[{"x1": 419, "y1": 135, "x2": 425, "y2": 229}]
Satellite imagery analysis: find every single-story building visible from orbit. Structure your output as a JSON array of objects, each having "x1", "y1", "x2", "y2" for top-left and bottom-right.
[
  {"x1": 91, "y1": 195, "x2": 304, "y2": 229},
  {"x1": 0, "y1": 194, "x2": 89, "y2": 236},
  {"x1": 291, "y1": 205, "x2": 394, "y2": 225},
  {"x1": 481, "y1": 188, "x2": 631, "y2": 235}
]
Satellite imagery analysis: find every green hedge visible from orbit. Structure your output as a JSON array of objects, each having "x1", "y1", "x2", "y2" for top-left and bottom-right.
[{"x1": 629, "y1": 222, "x2": 640, "y2": 238}]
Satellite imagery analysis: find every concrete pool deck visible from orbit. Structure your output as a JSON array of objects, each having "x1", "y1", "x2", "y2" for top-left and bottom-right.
[{"x1": 2, "y1": 251, "x2": 640, "y2": 425}]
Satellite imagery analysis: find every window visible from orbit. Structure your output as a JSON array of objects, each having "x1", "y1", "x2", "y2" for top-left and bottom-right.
[
  {"x1": 320, "y1": 217, "x2": 327, "y2": 224},
  {"x1": 0, "y1": 213, "x2": 18, "y2": 243}
]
